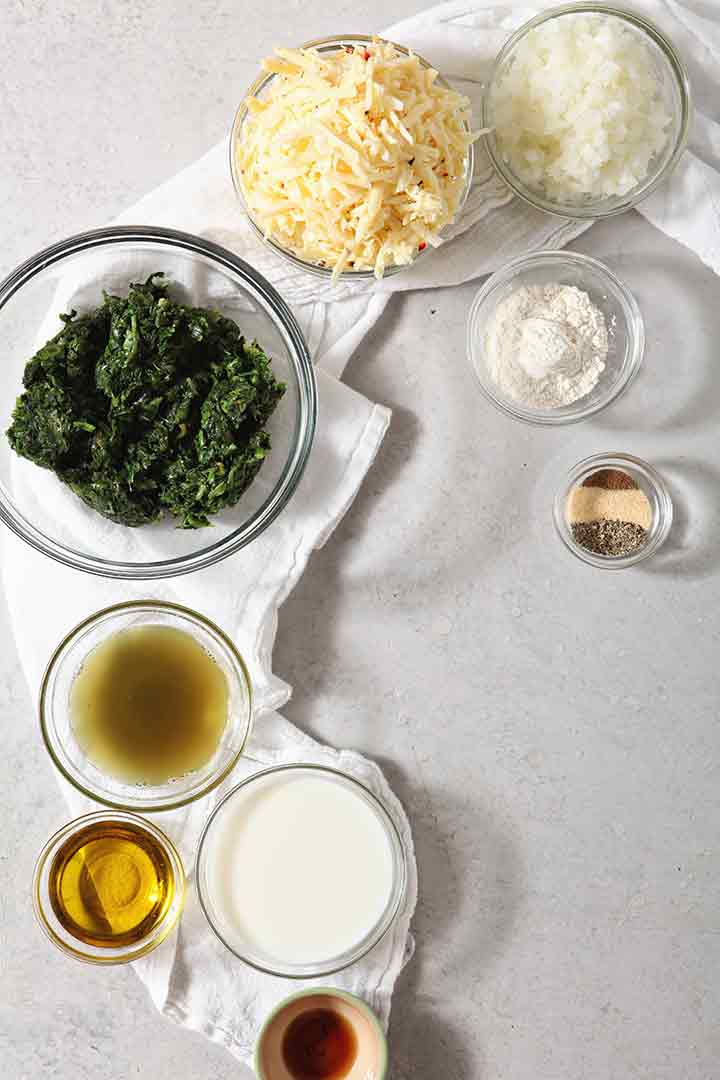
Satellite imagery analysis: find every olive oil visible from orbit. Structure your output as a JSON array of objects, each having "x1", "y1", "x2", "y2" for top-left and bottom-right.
[
  {"x1": 70, "y1": 625, "x2": 228, "y2": 784},
  {"x1": 48, "y1": 819, "x2": 176, "y2": 948}
]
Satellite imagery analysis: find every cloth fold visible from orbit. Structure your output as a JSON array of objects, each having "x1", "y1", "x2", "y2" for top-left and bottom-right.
[
  {"x1": 4, "y1": 371, "x2": 408, "y2": 1074},
  {"x1": 5, "y1": 0, "x2": 720, "y2": 1072}
]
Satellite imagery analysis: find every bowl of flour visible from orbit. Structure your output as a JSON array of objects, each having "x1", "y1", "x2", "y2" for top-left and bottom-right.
[{"x1": 467, "y1": 251, "x2": 644, "y2": 425}]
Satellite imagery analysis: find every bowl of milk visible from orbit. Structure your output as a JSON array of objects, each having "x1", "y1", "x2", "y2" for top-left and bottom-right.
[{"x1": 196, "y1": 763, "x2": 407, "y2": 977}]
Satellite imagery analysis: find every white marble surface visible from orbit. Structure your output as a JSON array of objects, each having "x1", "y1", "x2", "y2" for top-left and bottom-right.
[{"x1": 2, "y1": 3, "x2": 719, "y2": 1079}]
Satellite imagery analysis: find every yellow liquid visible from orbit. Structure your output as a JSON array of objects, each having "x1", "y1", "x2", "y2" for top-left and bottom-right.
[
  {"x1": 48, "y1": 820, "x2": 176, "y2": 948},
  {"x1": 70, "y1": 625, "x2": 229, "y2": 784}
]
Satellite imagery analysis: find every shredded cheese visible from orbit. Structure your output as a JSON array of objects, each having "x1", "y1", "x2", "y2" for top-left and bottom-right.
[{"x1": 236, "y1": 39, "x2": 479, "y2": 279}]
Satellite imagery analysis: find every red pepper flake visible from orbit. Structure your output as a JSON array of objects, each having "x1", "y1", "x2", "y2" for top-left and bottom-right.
[
  {"x1": 362, "y1": 49, "x2": 371, "y2": 60},
  {"x1": 344, "y1": 45, "x2": 354, "y2": 54},
  {"x1": 418, "y1": 242, "x2": 427, "y2": 251}
]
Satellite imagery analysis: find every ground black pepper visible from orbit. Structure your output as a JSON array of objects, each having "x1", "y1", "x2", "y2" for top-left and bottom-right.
[{"x1": 571, "y1": 519, "x2": 648, "y2": 557}]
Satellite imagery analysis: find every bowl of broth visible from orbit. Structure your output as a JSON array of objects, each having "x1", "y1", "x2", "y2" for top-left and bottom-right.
[{"x1": 40, "y1": 600, "x2": 252, "y2": 811}]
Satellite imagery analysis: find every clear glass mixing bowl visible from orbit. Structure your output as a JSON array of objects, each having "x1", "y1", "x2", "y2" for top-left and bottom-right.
[
  {"x1": 40, "y1": 600, "x2": 253, "y2": 812},
  {"x1": 0, "y1": 226, "x2": 316, "y2": 579},
  {"x1": 483, "y1": 4, "x2": 691, "y2": 219},
  {"x1": 553, "y1": 451, "x2": 673, "y2": 568},
  {"x1": 196, "y1": 763, "x2": 408, "y2": 978},
  {"x1": 230, "y1": 35, "x2": 475, "y2": 280},
  {"x1": 467, "y1": 250, "x2": 644, "y2": 425},
  {"x1": 33, "y1": 810, "x2": 186, "y2": 964}
]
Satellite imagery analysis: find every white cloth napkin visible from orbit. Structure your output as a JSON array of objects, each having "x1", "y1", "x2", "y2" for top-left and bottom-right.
[{"x1": 6, "y1": 0, "x2": 720, "y2": 1071}]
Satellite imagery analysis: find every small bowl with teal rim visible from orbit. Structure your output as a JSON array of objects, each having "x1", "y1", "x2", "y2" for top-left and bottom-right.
[{"x1": 255, "y1": 988, "x2": 388, "y2": 1080}]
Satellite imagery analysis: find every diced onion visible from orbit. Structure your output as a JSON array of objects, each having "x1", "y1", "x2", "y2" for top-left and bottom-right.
[{"x1": 490, "y1": 13, "x2": 672, "y2": 203}]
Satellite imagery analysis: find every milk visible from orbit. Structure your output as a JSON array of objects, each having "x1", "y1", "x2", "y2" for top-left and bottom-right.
[{"x1": 203, "y1": 772, "x2": 395, "y2": 967}]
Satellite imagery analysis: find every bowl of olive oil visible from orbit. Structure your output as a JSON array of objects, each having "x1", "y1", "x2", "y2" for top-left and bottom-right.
[
  {"x1": 40, "y1": 600, "x2": 253, "y2": 812},
  {"x1": 33, "y1": 810, "x2": 185, "y2": 964}
]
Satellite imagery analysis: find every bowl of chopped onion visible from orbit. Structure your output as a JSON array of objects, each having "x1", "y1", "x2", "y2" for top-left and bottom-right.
[
  {"x1": 230, "y1": 36, "x2": 478, "y2": 281},
  {"x1": 483, "y1": 4, "x2": 691, "y2": 219}
]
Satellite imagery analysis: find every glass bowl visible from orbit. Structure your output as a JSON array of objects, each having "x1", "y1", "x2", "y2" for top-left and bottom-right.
[
  {"x1": 0, "y1": 226, "x2": 316, "y2": 579},
  {"x1": 483, "y1": 4, "x2": 691, "y2": 218},
  {"x1": 40, "y1": 600, "x2": 253, "y2": 812},
  {"x1": 467, "y1": 250, "x2": 644, "y2": 425},
  {"x1": 196, "y1": 763, "x2": 408, "y2": 978},
  {"x1": 553, "y1": 451, "x2": 673, "y2": 568},
  {"x1": 230, "y1": 34, "x2": 475, "y2": 280},
  {"x1": 33, "y1": 810, "x2": 186, "y2": 964}
]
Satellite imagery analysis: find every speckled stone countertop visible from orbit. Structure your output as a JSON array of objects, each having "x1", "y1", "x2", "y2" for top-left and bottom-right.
[{"x1": 2, "y1": 4, "x2": 719, "y2": 1078}]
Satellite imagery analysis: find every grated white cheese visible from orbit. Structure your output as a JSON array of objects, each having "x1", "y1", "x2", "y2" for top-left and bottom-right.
[
  {"x1": 490, "y1": 13, "x2": 672, "y2": 204},
  {"x1": 237, "y1": 39, "x2": 480, "y2": 279}
]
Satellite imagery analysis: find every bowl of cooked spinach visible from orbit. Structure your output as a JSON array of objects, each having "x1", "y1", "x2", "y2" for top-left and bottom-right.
[{"x1": 0, "y1": 226, "x2": 316, "y2": 578}]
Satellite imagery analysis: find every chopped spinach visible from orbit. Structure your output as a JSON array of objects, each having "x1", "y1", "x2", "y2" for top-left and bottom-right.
[{"x1": 7, "y1": 274, "x2": 286, "y2": 528}]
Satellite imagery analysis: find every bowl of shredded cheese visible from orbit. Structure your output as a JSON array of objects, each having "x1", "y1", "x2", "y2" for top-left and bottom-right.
[
  {"x1": 231, "y1": 36, "x2": 478, "y2": 280},
  {"x1": 483, "y1": 4, "x2": 691, "y2": 218}
]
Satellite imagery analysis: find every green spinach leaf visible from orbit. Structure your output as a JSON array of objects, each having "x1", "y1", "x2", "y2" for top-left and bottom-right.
[{"x1": 7, "y1": 274, "x2": 286, "y2": 528}]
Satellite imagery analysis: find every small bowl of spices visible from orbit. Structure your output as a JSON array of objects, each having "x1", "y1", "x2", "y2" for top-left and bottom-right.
[
  {"x1": 33, "y1": 810, "x2": 186, "y2": 964},
  {"x1": 467, "y1": 251, "x2": 644, "y2": 425},
  {"x1": 40, "y1": 600, "x2": 253, "y2": 812},
  {"x1": 554, "y1": 452, "x2": 673, "y2": 568}
]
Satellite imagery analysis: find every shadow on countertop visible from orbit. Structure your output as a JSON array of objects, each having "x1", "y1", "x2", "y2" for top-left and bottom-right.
[
  {"x1": 642, "y1": 458, "x2": 720, "y2": 581},
  {"x1": 377, "y1": 755, "x2": 524, "y2": 1080},
  {"x1": 590, "y1": 250, "x2": 720, "y2": 437}
]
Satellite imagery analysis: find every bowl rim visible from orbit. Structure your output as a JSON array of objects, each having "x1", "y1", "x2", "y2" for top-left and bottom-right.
[
  {"x1": 195, "y1": 762, "x2": 408, "y2": 979},
  {"x1": 482, "y1": 2, "x2": 693, "y2": 219},
  {"x1": 467, "y1": 249, "x2": 645, "y2": 426},
  {"x1": 39, "y1": 598, "x2": 254, "y2": 812},
  {"x1": 32, "y1": 808, "x2": 186, "y2": 964},
  {"x1": 0, "y1": 224, "x2": 317, "y2": 580},
  {"x1": 552, "y1": 451, "x2": 674, "y2": 568},
  {"x1": 229, "y1": 34, "x2": 475, "y2": 279},
  {"x1": 253, "y1": 987, "x2": 389, "y2": 1080}
]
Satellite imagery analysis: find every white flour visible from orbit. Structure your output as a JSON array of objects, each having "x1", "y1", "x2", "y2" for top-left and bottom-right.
[{"x1": 485, "y1": 283, "x2": 608, "y2": 409}]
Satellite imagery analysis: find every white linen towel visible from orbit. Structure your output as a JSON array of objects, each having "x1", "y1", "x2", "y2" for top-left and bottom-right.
[{"x1": 5, "y1": 0, "x2": 720, "y2": 1072}]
